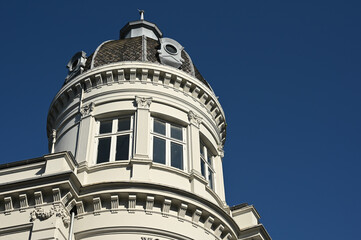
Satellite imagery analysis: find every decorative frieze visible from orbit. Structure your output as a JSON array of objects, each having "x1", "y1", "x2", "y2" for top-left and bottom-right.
[
  {"x1": 145, "y1": 196, "x2": 154, "y2": 214},
  {"x1": 30, "y1": 207, "x2": 53, "y2": 221},
  {"x1": 135, "y1": 96, "x2": 152, "y2": 109}
]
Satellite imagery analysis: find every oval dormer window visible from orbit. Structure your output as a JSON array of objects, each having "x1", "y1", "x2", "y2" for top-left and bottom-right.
[{"x1": 165, "y1": 44, "x2": 177, "y2": 54}]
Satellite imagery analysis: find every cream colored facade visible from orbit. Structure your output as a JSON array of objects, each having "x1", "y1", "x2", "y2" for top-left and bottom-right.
[{"x1": 0, "y1": 18, "x2": 271, "y2": 240}]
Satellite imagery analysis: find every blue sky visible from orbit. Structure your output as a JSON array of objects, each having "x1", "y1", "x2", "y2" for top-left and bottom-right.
[{"x1": 0, "y1": 1, "x2": 360, "y2": 239}]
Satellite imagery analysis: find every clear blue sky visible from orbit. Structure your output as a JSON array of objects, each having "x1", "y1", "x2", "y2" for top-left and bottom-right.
[{"x1": 0, "y1": 1, "x2": 360, "y2": 239}]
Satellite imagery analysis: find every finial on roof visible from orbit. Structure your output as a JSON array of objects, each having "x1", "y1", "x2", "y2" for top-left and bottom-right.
[{"x1": 138, "y1": 9, "x2": 145, "y2": 20}]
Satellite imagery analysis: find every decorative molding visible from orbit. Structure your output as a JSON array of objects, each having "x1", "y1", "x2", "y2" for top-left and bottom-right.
[
  {"x1": 178, "y1": 203, "x2": 188, "y2": 220},
  {"x1": 4, "y1": 197, "x2": 13, "y2": 214},
  {"x1": 192, "y1": 209, "x2": 202, "y2": 226},
  {"x1": 19, "y1": 194, "x2": 28, "y2": 211},
  {"x1": 30, "y1": 207, "x2": 53, "y2": 221},
  {"x1": 61, "y1": 192, "x2": 73, "y2": 205},
  {"x1": 111, "y1": 195, "x2": 119, "y2": 213},
  {"x1": 188, "y1": 110, "x2": 202, "y2": 127},
  {"x1": 76, "y1": 201, "x2": 85, "y2": 215},
  {"x1": 204, "y1": 216, "x2": 214, "y2": 229},
  {"x1": 145, "y1": 196, "x2": 154, "y2": 214},
  {"x1": 93, "y1": 197, "x2": 102, "y2": 214},
  {"x1": 218, "y1": 144, "x2": 225, "y2": 158},
  {"x1": 34, "y1": 191, "x2": 43, "y2": 206},
  {"x1": 80, "y1": 102, "x2": 95, "y2": 117},
  {"x1": 162, "y1": 199, "x2": 172, "y2": 217},
  {"x1": 52, "y1": 188, "x2": 61, "y2": 202},
  {"x1": 128, "y1": 194, "x2": 136, "y2": 213},
  {"x1": 135, "y1": 96, "x2": 152, "y2": 109}
]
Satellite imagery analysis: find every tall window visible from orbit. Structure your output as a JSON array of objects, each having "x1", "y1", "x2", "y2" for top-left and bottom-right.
[
  {"x1": 151, "y1": 118, "x2": 186, "y2": 170},
  {"x1": 95, "y1": 116, "x2": 133, "y2": 164},
  {"x1": 200, "y1": 141, "x2": 215, "y2": 190}
]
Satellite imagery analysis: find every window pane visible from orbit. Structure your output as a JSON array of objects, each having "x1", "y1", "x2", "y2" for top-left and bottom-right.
[
  {"x1": 208, "y1": 168, "x2": 213, "y2": 189},
  {"x1": 171, "y1": 125, "x2": 182, "y2": 140},
  {"x1": 118, "y1": 117, "x2": 130, "y2": 131},
  {"x1": 97, "y1": 137, "x2": 111, "y2": 163},
  {"x1": 153, "y1": 137, "x2": 166, "y2": 164},
  {"x1": 200, "y1": 142, "x2": 204, "y2": 156},
  {"x1": 207, "y1": 152, "x2": 212, "y2": 164},
  {"x1": 115, "y1": 135, "x2": 129, "y2": 160},
  {"x1": 171, "y1": 142, "x2": 183, "y2": 170},
  {"x1": 154, "y1": 120, "x2": 166, "y2": 135},
  {"x1": 201, "y1": 159, "x2": 205, "y2": 177},
  {"x1": 99, "y1": 120, "x2": 112, "y2": 134}
]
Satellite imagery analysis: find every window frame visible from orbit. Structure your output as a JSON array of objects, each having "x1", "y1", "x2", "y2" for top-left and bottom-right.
[
  {"x1": 94, "y1": 115, "x2": 134, "y2": 164},
  {"x1": 150, "y1": 118, "x2": 187, "y2": 171},
  {"x1": 200, "y1": 140, "x2": 215, "y2": 190}
]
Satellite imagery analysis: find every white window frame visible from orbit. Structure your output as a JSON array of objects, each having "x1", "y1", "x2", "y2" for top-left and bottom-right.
[
  {"x1": 150, "y1": 118, "x2": 187, "y2": 171},
  {"x1": 94, "y1": 115, "x2": 134, "y2": 164},
  {"x1": 200, "y1": 140, "x2": 215, "y2": 190}
]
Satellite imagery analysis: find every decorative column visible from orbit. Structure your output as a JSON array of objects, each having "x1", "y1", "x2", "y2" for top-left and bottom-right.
[
  {"x1": 131, "y1": 96, "x2": 152, "y2": 181},
  {"x1": 75, "y1": 102, "x2": 95, "y2": 164},
  {"x1": 214, "y1": 144, "x2": 226, "y2": 203},
  {"x1": 134, "y1": 96, "x2": 152, "y2": 160},
  {"x1": 188, "y1": 111, "x2": 207, "y2": 194}
]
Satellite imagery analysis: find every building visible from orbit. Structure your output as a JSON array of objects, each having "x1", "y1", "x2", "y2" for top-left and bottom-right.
[{"x1": 0, "y1": 14, "x2": 271, "y2": 240}]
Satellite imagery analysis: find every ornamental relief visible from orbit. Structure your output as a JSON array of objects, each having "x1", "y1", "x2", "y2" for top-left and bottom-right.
[
  {"x1": 30, "y1": 205, "x2": 70, "y2": 227},
  {"x1": 80, "y1": 102, "x2": 95, "y2": 117},
  {"x1": 135, "y1": 96, "x2": 152, "y2": 109},
  {"x1": 188, "y1": 110, "x2": 202, "y2": 127}
]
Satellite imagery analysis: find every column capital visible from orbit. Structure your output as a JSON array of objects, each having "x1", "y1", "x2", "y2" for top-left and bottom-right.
[
  {"x1": 80, "y1": 102, "x2": 95, "y2": 118},
  {"x1": 135, "y1": 96, "x2": 152, "y2": 109},
  {"x1": 188, "y1": 110, "x2": 202, "y2": 127}
]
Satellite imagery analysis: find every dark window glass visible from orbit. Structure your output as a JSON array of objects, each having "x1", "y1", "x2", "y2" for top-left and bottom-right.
[
  {"x1": 171, "y1": 142, "x2": 183, "y2": 170},
  {"x1": 115, "y1": 135, "x2": 129, "y2": 160},
  {"x1": 154, "y1": 120, "x2": 166, "y2": 135},
  {"x1": 97, "y1": 137, "x2": 111, "y2": 163},
  {"x1": 208, "y1": 168, "x2": 213, "y2": 189},
  {"x1": 165, "y1": 44, "x2": 177, "y2": 54},
  {"x1": 200, "y1": 143, "x2": 204, "y2": 157},
  {"x1": 207, "y1": 152, "x2": 212, "y2": 164},
  {"x1": 118, "y1": 117, "x2": 130, "y2": 132},
  {"x1": 153, "y1": 137, "x2": 166, "y2": 164},
  {"x1": 201, "y1": 160, "x2": 205, "y2": 177},
  {"x1": 171, "y1": 125, "x2": 182, "y2": 140},
  {"x1": 99, "y1": 120, "x2": 112, "y2": 134}
]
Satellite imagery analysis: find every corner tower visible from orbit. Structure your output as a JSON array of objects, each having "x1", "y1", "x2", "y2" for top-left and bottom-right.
[{"x1": 0, "y1": 15, "x2": 271, "y2": 240}]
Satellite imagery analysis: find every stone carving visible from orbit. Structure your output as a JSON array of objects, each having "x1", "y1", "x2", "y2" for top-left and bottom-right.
[
  {"x1": 188, "y1": 111, "x2": 202, "y2": 127},
  {"x1": 135, "y1": 96, "x2": 152, "y2": 109},
  {"x1": 30, "y1": 206, "x2": 70, "y2": 227},
  {"x1": 65, "y1": 51, "x2": 87, "y2": 83},
  {"x1": 30, "y1": 208, "x2": 54, "y2": 221},
  {"x1": 217, "y1": 144, "x2": 225, "y2": 158},
  {"x1": 80, "y1": 102, "x2": 95, "y2": 117}
]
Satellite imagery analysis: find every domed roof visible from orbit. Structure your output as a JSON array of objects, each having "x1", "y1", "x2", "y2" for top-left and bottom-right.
[{"x1": 65, "y1": 20, "x2": 211, "y2": 90}]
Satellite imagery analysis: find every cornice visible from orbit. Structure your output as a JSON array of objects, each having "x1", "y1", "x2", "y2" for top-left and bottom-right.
[{"x1": 47, "y1": 61, "x2": 226, "y2": 145}]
